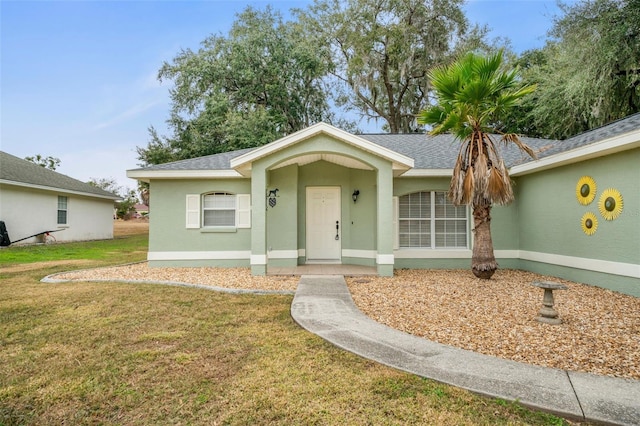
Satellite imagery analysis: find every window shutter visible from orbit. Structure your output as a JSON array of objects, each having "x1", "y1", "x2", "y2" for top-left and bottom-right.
[
  {"x1": 236, "y1": 194, "x2": 251, "y2": 228},
  {"x1": 392, "y1": 196, "x2": 399, "y2": 250},
  {"x1": 186, "y1": 194, "x2": 200, "y2": 228}
]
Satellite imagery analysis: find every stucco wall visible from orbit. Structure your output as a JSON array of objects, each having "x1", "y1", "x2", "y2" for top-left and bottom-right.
[
  {"x1": 391, "y1": 177, "x2": 520, "y2": 269},
  {"x1": 0, "y1": 184, "x2": 113, "y2": 244},
  {"x1": 514, "y1": 148, "x2": 640, "y2": 295},
  {"x1": 147, "y1": 179, "x2": 252, "y2": 266},
  {"x1": 265, "y1": 165, "x2": 299, "y2": 266},
  {"x1": 291, "y1": 161, "x2": 378, "y2": 266}
]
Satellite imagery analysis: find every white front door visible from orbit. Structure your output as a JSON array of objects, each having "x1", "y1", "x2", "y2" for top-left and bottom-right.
[{"x1": 306, "y1": 186, "x2": 341, "y2": 262}]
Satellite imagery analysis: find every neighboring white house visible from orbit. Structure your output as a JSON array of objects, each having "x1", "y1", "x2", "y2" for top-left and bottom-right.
[{"x1": 0, "y1": 151, "x2": 120, "y2": 245}]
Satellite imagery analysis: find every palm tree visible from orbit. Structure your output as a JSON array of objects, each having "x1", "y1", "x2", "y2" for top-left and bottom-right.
[{"x1": 417, "y1": 50, "x2": 537, "y2": 279}]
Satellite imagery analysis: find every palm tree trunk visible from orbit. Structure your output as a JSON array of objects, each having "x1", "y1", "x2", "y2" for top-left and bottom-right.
[{"x1": 471, "y1": 202, "x2": 498, "y2": 279}]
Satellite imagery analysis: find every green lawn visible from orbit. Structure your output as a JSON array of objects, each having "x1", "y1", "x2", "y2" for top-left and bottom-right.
[
  {"x1": 0, "y1": 233, "x2": 148, "y2": 266},
  {"x1": 0, "y1": 231, "x2": 573, "y2": 425}
]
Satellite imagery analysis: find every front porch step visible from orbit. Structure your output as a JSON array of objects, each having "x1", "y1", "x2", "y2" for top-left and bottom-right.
[{"x1": 267, "y1": 264, "x2": 377, "y2": 276}]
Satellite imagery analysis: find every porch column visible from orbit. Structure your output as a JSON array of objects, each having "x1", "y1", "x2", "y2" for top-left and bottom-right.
[
  {"x1": 376, "y1": 165, "x2": 394, "y2": 276},
  {"x1": 250, "y1": 167, "x2": 267, "y2": 275}
]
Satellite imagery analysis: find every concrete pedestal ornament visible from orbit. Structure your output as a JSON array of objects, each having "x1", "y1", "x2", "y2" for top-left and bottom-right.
[{"x1": 531, "y1": 281, "x2": 568, "y2": 325}]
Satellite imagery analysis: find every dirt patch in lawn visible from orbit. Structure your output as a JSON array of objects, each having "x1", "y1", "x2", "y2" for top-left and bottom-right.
[
  {"x1": 1, "y1": 259, "x2": 95, "y2": 273},
  {"x1": 114, "y1": 219, "x2": 149, "y2": 237}
]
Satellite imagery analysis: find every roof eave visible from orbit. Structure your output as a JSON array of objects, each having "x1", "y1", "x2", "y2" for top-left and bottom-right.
[
  {"x1": 400, "y1": 169, "x2": 454, "y2": 177},
  {"x1": 510, "y1": 130, "x2": 640, "y2": 177},
  {"x1": 229, "y1": 122, "x2": 414, "y2": 173},
  {"x1": 126, "y1": 169, "x2": 245, "y2": 180},
  {"x1": 0, "y1": 179, "x2": 121, "y2": 201}
]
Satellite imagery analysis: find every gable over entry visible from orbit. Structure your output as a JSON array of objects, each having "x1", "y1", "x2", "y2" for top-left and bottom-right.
[{"x1": 228, "y1": 123, "x2": 414, "y2": 276}]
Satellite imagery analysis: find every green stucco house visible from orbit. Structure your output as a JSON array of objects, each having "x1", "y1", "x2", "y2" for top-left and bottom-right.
[{"x1": 127, "y1": 115, "x2": 640, "y2": 297}]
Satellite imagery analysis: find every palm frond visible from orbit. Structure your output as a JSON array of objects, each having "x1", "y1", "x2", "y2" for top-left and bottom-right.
[
  {"x1": 488, "y1": 160, "x2": 514, "y2": 205},
  {"x1": 449, "y1": 155, "x2": 466, "y2": 205},
  {"x1": 462, "y1": 166, "x2": 474, "y2": 205},
  {"x1": 501, "y1": 133, "x2": 538, "y2": 160},
  {"x1": 419, "y1": 49, "x2": 535, "y2": 207},
  {"x1": 474, "y1": 149, "x2": 489, "y2": 192},
  {"x1": 487, "y1": 166, "x2": 508, "y2": 204}
]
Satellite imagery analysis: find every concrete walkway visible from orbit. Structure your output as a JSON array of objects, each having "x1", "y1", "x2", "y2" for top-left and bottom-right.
[{"x1": 291, "y1": 275, "x2": 640, "y2": 426}]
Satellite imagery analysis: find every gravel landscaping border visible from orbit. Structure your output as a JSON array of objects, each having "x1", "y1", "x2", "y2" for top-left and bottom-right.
[{"x1": 42, "y1": 262, "x2": 297, "y2": 295}]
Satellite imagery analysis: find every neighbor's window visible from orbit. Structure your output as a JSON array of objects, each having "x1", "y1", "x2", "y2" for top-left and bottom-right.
[
  {"x1": 202, "y1": 193, "x2": 236, "y2": 227},
  {"x1": 57, "y1": 196, "x2": 68, "y2": 225},
  {"x1": 399, "y1": 191, "x2": 467, "y2": 248}
]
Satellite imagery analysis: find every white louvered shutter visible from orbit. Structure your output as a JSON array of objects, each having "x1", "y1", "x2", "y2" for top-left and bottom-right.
[
  {"x1": 186, "y1": 194, "x2": 200, "y2": 228},
  {"x1": 236, "y1": 194, "x2": 251, "y2": 228},
  {"x1": 392, "y1": 196, "x2": 399, "y2": 250}
]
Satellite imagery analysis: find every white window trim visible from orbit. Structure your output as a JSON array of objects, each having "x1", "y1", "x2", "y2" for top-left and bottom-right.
[
  {"x1": 202, "y1": 193, "x2": 236, "y2": 228},
  {"x1": 186, "y1": 193, "x2": 251, "y2": 229},
  {"x1": 57, "y1": 195, "x2": 68, "y2": 225},
  {"x1": 396, "y1": 191, "x2": 469, "y2": 249}
]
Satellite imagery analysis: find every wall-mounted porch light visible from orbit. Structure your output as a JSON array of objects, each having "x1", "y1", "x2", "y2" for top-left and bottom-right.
[{"x1": 352, "y1": 190, "x2": 360, "y2": 203}]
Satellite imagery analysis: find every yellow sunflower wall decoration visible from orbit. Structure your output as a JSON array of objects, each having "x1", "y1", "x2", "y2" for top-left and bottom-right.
[
  {"x1": 576, "y1": 176, "x2": 596, "y2": 205},
  {"x1": 598, "y1": 188, "x2": 624, "y2": 220},
  {"x1": 581, "y1": 212, "x2": 598, "y2": 235}
]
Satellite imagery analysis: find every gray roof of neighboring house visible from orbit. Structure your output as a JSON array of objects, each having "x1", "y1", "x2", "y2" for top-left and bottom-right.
[
  {"x1": 129, "y1": 113, "x2": 640, "y2": 172},
  {"x1": 0, "y1": 151, "x2": 120, "y2": 199}
]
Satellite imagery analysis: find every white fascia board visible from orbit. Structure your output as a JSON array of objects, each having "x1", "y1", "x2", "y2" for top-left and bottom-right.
[
  {"x1": 229, "y1": 122, "x2": 414, "y2": 173},
  {"x1": 399, "y1": 169, "x2": 454, "y2": 177},
  {"x1": 510, "y1": 130, "x2": 640, "y2": 177},
  {"x1": 0, "y1": 179, "x2": 120, "y2": 201},
  {"x1": 126, "y1": 169, "x2": 245, "y2": 180}
]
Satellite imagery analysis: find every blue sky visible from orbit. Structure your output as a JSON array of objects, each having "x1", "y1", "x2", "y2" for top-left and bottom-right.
[{"x1": 1, "y1": 0, "x2": 573, "y2": 191}]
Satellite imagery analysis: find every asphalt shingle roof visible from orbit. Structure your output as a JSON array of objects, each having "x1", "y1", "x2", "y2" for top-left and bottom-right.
[
  {"x1": 0, "y1": 151, "x2": 120, "y2": 199},
  {"x1": 128, "y1": 148, "x2": 255, "y2": 172},
  {"x1": 129, "y1": 113, "x2": 640, "y2": 173},
  {"x1": 526, "y1": 112, "x2": 640, "y2": 161},
  {"x1": 359, "y1": 133, "x2": 557, "y2": 169}
]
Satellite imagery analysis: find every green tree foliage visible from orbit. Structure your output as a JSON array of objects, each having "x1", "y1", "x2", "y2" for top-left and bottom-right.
[
  {"x1": 115, "y1": 189, "x2": 139, "y2": 220},
  {"x1": 418, "y1": 50, "x2": 536, "y2": 278},
  {"x1": 297, "y1": 0, "x2": 487, "y2": 133},
  {"x1": 88, "y1": 177, "x2": 121, "y2": 196},
  {"x1": 506, "y1": 0, "x2": 640, "y2": 139},
  {"x1": 25, "y1": 154, "x2": 60, "y2": 171},
  {"x1": 136, "y1": 6, "x2": 334, "y2": 165}
]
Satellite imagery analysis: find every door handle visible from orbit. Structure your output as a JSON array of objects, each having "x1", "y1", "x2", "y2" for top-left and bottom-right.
[{"x1": 335, "y1": 220, "x2": 340, "y2": 240}]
